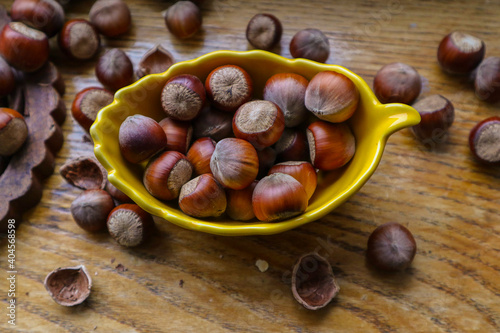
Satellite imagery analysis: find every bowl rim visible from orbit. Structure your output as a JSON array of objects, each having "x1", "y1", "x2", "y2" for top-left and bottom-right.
[{"x1": 91, "y1": 50, "x2": 420, "y2": 236}]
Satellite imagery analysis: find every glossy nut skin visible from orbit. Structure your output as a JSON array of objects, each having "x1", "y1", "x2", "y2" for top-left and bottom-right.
[
  {"x1": 373, "y1": 62, "x2": 422, "y2": 105},
  {"x1": 367, "y1": 222, "x2": 417, "y2": 271},
  {"x1": 0, "y1": 107, "x2": 28, "y2": 156},
  {"x1": 187, "y1": 137, "x2": 216, "y2": 175},
  {"x1": 205, "y1": 65, "x2": 253, "y2": 112},
  {"x1": 306, "y1": 121, "x2": 356, "y2": 171},
  {"x1": 210, "y1": 138, "x2": 259, "y2": 190},
  {"x1": 71, "y1": 87, "x2": 114, "y2": 132},
  {"x1": 252, "y1": 173, "x2": 308, "y2": 222},
  {"x1": 268, "y1": 161, "x2": 317, "y2": 200},
  {"x1": 179, "y1": 173, "x2": 227, "y2": 218},
  {"x1": 107, "y1": 204, "x2": 154, "y2": 247},
  {"x1": 118, "y1": 115, "x2": 167, "y2": 164},
  {"x1": 143, "y1": 150, "x2": 193, "y2": 201},
  {"x1": 95, "y1": 48, "x2": 134, "y2": 92},
  {"x1": 274, "y1": 128, "x2": 309, "y2": 162},
  {"x1": 161, "y1": 74, "x2": 206, "y2": 121},
  {"x1": 0, "y1": 22, "x2": 49, "y2": 72},
  {"x1": 437, "y1": 31, "x2": 485, "y2": 74},
  {"x1": 305, "y1": 71, "x2": 359, "y2": 123},
  {"x1": 290, "y1": 28, "x2": 329, "y2": 63},
  {"x1": 11, "y1": 0, "x2": 65, "y2": 37},
  {"x1": 410, "y1": 94, "x2": 454, "y2": 141},
  {"x1": 475, "y1": 57, "x2": 500, "y2": 103},
  {"x1": 89, "y1": 0, "x2": 131, "y2": 37},
  {"x1": 159, "y1": 117, "x2": 192, "y2": 154},
  {"x1": 226, "y1": 180, "x2": 257, "y2": 221},
  {"x1": 58, "y1": 19, "x2": 100, "y2": 60},
  {"x1": 164, "y1": 0, "x2": 202, "y2": 39},
  {"x1": 468, "y1": 116, "x2": 500, "y2": 165},
  {"x1": 70, "y1": 189, "x2": 115, "y2": 233}
]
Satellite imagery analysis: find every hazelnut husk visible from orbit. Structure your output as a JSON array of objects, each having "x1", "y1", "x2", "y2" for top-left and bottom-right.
[
  {"x1": 59, "y1": 156, "x2": 107, "y2": 190},
  {"x1": 44, "y1": 265, "x2": 92, "y2": 306},
  {"x1": 291, "y1": 252, "x2": 339, "y2": 310}
]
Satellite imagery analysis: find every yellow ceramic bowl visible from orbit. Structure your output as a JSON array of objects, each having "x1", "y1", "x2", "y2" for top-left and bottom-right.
[{"x1": 90, "y1": 50, "x2": 420, "y2": 236}]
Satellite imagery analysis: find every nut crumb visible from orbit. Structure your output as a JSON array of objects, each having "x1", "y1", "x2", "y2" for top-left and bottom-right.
[
  {"x1": 111, "y1": 258, "x2": 115, "y2": 264},
  {"x1": 255, "y1": 259, "x2": 269, "y2": 272},
  {"x1": 219, "y1": 255, "x2": 224, "y2": 259},
  {"x1": 115, "y1": 264, "x2": 128, "y2": 272},
  {"x1": 179, "y1": 279, "x2": 184, "y2": 288}
]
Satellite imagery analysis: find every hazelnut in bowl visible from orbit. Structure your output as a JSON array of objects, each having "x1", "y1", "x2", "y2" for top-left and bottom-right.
[{"x1": 90, "y1": 50, "x2": 420, "y2": 236}]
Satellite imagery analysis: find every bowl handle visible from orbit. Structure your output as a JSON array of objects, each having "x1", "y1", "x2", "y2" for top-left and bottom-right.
[{"x1": 378, "y1": 103, "x2": 421, "y2": 136}]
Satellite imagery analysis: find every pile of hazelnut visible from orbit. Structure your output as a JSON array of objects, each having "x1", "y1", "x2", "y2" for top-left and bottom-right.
[{"x1": 118, "y1": 64, "x2": 360, "y2": 222}]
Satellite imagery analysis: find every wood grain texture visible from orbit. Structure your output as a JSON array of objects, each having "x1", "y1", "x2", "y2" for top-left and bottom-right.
[{"x1": 1, "y1": 0, "x2": 500, "y2": 332}]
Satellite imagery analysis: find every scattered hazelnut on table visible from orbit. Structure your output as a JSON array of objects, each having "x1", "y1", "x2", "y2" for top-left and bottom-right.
[
  {"x1": 58, "y1": 19, "x2": 101, "y2": 61},
  {"x1": 95, "y1": 48, "x2": 134, "y2": 92},
  {"x1": 437, "y1": 31, "x2": 485, "y2": 74},
  {"x1": 246, "y1": 13, "x2": 282, "y2": 51},
  {"x1": 290, "y1": 28, "x2": 330, "y2": 63},
  {"x1": 89, "y1": 0, "x2": 131, "y2": 37},
  {"x1": 475, "y1": 56, "x2": 500, "y2": 103},
  {"x1": 11, "y1": 0, "x2": 65, "y2": 38},
  {"x1": 107, "y1": 204, "x2": 154, "y2": 247},
  {"x1": 71, "y1": 189, "x2": 115, "y2": 233},
  {"x1": 469, "y1": 116, "x2": 500, "y2": 165},
  {"x1": 373, "y1": 62, "x2": 422, "y2": 105},
  {"x1": 410, "y1": 94, "x2": 454, "y2": 142},
  {"x1": 164, "y1": 0, "x2": 202, "y2": 39}
]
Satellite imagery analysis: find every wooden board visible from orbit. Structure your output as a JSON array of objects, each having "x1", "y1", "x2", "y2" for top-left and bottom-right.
[{"x1": 1, "y1": 0, "x2": 499, "y2": 331}]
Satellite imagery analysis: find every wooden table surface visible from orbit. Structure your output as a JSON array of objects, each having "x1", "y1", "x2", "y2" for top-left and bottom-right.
[{"x1": 1, "y1": 0, "x2": 500, "y2": 332}]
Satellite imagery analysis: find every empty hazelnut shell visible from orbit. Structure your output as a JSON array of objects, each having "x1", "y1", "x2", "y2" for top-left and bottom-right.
[
  {"x1": 59, "y1": 156, "x2": 107, "y2": 190},
  {"x1": 44, "y1": 265, "x2": 92, "y2": 306},
  {"x1": 291, "y1": 252, "x2": 339, "y2": 310}
]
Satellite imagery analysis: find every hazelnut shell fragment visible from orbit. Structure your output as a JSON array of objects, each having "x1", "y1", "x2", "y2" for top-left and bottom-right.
[
  {"x1": 291, "y1": 252, "x2": 339, "y2": 310},
  {"x1": 136, "y1": 44, "x2": 175, "y2": 78},
  {"x1": 59, "y1": 156, "x2": 107, "y2": 190},
  {"x1": 44, "y1": 265, "x2": 92, "y2": 306}
]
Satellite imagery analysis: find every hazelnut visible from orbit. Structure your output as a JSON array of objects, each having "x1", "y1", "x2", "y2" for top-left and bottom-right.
[
  {"x1": 233, "y1": 100, "x2": 285, "y2": 150},
  {"x1": 469, "y1": 116, "x2": 500, "y2": 165},
  {"x1": 274, "y1": 128, "x2": 309, "y2": 163},
  {"x1": 105, "y1": 180, "x2": 133, "y2": 203},
  {"x1": 11, "y1": 0, "x2": 65, "y2": 37},
  {"x1": 210, "y1": 138, "x2": 259, "y2": 190},
  {"x1": 252, "y1": 173, "x2": 308, "y2": 222},
  {"x1": 95, "y1": 48, "x2": 134, "y2": 92},
  {"x1": 136, "y1": 44, "x2": 175, "y2": 78},
  {"x1": 186, "y1": 137, "x2": 216, "y2": 175},
  {"x1": 179, "y1": 173, "x2": 227, "y2": 218},
  {"x1": 143, "y1": 150, "x2": 193, "y2": 201},
  {"x1": 268, "y1": 161, "x2": 317, "y2": 200},
  {"x1": 107, "y1": 204, "x2": 154, "y2": 247},
  {"x1": 305, "y1": 71, "x2": 359, "y2": 123},
  {"x1": 161, "y1": 74, "x2": 206, "y2": 121},
  {"x1": 245, "y1": 13, "x2": 282, "y2": 50},
  {"x1": 290, "y1": 28, "x2": 329, "y2": 63},
  {"x1": 118, "y1": 115, "x2": 167, "y2": 164},
  {"x1": 291, "y1": 252, "x2": 339, "y2": 310},
  {"x1": 367, "y1": 222, "x2": 417, "y2": 271},
  {"x1": 307, "y1": 121, "x2": 356, "y2": 170},
  {"x1": 205, "y1": 65, "x2": 253, "y2": 112},
  {"x1": 192, "y1": 105, "x2": 233, "y2": 141},
  {"x1": 373, "y1": 62, "x2": 422, "y2": 105},
  {"x1": 0, "y1": 107, "x2": 28, "y2": 157},
  {"x1": 44, "y1": 265, "x2": 92, "y2": 306},
  {"x1": 164, "y1": 0, "x2": 202, "y2": 39},
  {"x1": 226, "y1": 180, "x2": 257, "y2": 221},
  {"x1": 89, "y1": 0, "x2": 131, "y2": 37},
  {"x1": 71, "y1": 189, "x2": 115, "y2": 232},
  {"x1": 256, "y1": 146, "x2": 276, "y2": 179},
  {"x1": 0, "y1": 56, "x2": 15, "y2": 97},
  {"x1": 475, "y1": 57, "x2": 500, "y2": 103},
  {"x1": 71, "y1": 87, "x2": 114, "y2": 132},
  {"x1": 59, "y1": 156, "x2": 107, "y2": 190},
  {"x1": 0, "y1": 22, "x2": 49, "y2": 72},
  {"x1": 410, "y1": 94, "x2": 454, "y2": 141},
  {"x1": 437, "y1": 31, "x2": 485, "y2": 74},
  {"x1": 159, "y1": 117, "x2": 193, "y2": 154},
  {"x1": 263, "y1": 73, "x2": 309, "y2": 127},
  {"x1": 58, "y1": 19, "x2": 100, "y2": 60}
]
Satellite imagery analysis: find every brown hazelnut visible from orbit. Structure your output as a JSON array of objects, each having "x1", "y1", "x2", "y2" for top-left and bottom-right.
[
  {"x1": 246, "y1": 13, "x2": 282, "y2": 50},
  {"x1": 161, "y1": 74, "x2": 206, "y2": 121},
  {"x1": 469, "y1": 116, "x2": 500, "y2": 165},
  {"x1": 305, "y1": 71, "x2": 359, "y2": 123},
  {"x1": 291, "y1": 252, "x2": 339, "y2": 310},
  {"x1": 159, "y1": 117, "x2": 192, "y2": 154},
  {"x1": 71, "y1": 189, "x2": 115, "y2": 233},
  {"x1": 179, "y1": 173, "x2": 227, "y2": 218},
  {"x1": 186, "y1": 137, "x2": 216, "y2": 175},
  {"x1": 164, "y1": 0, "x2": 202, "y2": 39},
  {"x1": 118, "y1": 115, "x2": 167, "y2": 164},
  {"x1": 143, "y1": 150, "x2": 193, "y2": 201},
  {"x1": 205, "y1": 65, "x2": 253, "y2": 112},
  {"x1": 263, "y1": 73, "x2": 309, "y2": 127},
  {"x1": 59, "y1": 156, "x2": 107, "y2": 190},
  {"x1": 210, "y1": 138, "x2": 259, "y2": 190},
  {"x1": 373, "y1": 62, "x2": 422, "y2": 105},
  {"x1": 136, "y1": 44, "x2": 175, "y2": 78},
  {"x1": 226, "y1": 180, "x2": 257, "y2": 221},
  {"x1": 105, "y1": 180, "x2": 133, "y2": 203},
  {"x1": 256, "y1": 146, "x2": 276, "y2": 179},
  {"x1": 233, "y1": 100, "x2": 285, "y2": 150},
  {"x1": 71, "y1": 87, "x2": 114, "y2": 132},
  {"x1": 437, "y1": 31, "x2": 485, "y2": 74},
  {"x1": 268, "y1": 161, "x2": 317, "y2": 200},
  {"x1": 95, "y1": 48, "x2": 134, "y2": 92},
  {"x1": 290, "y1": 28, "x2": 329, "y2": 63},
  {"x1": 410, "y1": 94, "x2": 454, "y2": 141},
  {"x1": 367, "y1": 222, "x2": 417, "y2": 271},
  {"x1": 11, "y1": 0, "x2": 65, "y2": 37},
  {"x1": 0, "y1": 107, "x2": 28, "y2": 157},
  {"x1": 0, "y1": 22, "x2": 49, "y2": 72},
  {"x1": 89, "y1": 0, "x2": 131, "y2": 37},
  {"x1": 58, "y1": 19, "x2": 100, "y2": 60},
  {"x1": 274, "y1": 128, "x2": 309, "y2": 163},
  {"x1": 192, "y1": 105, "x2": 233, "y2": 141},
  {"x1": 107, "y1": 204, "x2": 154, "y2": 247},
  {"x1": 252, "y1": 173, "x2": 308, "y2": 222},
  {"x1": 0, "y1": 50, "x2": 15, "y2": 96},
  {"x1": 44, "y1": 265, "x2": 92, "y2": 306},
  {"x1": 475, "y1": 57, "x2": 500, "y2": 103},
  {"x1": 307, "y1": 121, "x2": 355, "y2": 170}
]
